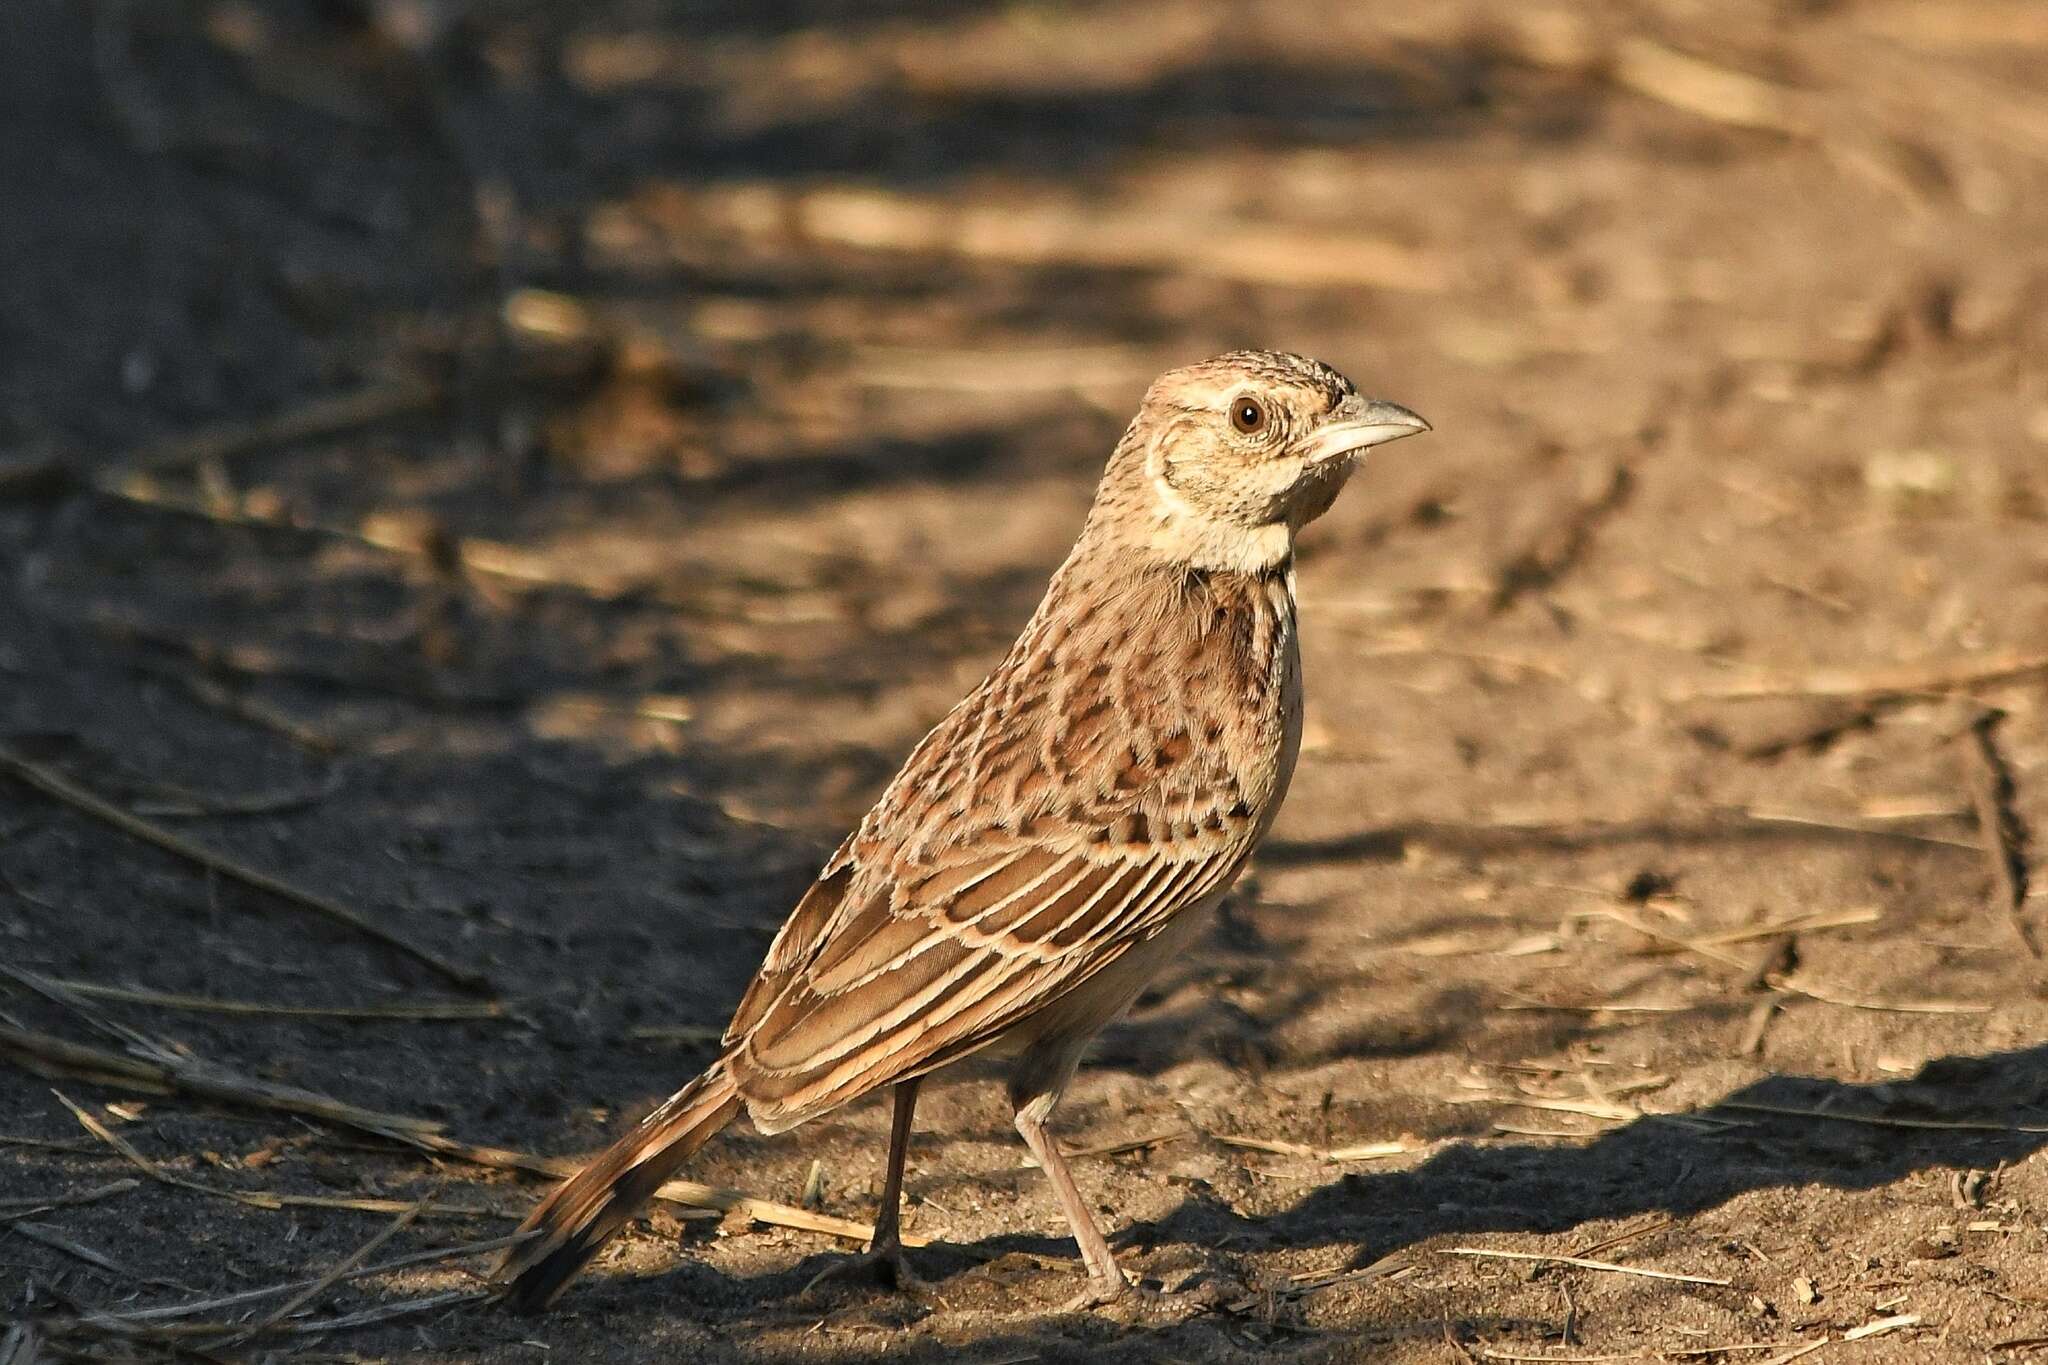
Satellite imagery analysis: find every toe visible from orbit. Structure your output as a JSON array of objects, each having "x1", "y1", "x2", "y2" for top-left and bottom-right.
[{"x1": 1060, "y1": 1271, "x2": 1131, "y2": 1312}]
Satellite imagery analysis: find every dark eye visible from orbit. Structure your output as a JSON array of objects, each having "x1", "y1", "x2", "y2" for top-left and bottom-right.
[{"x1": 1230, "y1": 396, "x2": 1267, "y2": 434}]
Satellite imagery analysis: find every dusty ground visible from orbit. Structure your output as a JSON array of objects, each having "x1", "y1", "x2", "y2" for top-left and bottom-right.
[{"x1": 4, "y1": 1, "x2": 2048, "y2": 1361}]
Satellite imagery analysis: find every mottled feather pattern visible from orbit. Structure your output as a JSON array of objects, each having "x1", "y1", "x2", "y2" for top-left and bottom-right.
[
  {"x1": 492, "y1": 350, "x2": 1429, "y2": 1311},
  {"x1": 730, "y1": 556, "x2": 1298, "y2": 1127}
]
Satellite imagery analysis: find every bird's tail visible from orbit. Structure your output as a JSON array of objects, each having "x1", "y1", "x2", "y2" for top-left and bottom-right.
[{"x1": 493, "y1": 1061, "x2": 744, "y2": 1312}]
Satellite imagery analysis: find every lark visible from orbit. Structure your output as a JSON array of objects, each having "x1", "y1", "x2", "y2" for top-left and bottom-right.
[{"x1": 495, "y1": 350, "x2": 1429, "y2": 1311}]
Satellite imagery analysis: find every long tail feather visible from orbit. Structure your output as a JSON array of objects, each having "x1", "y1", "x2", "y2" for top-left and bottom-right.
[{"x1": 493, "y1": 1062, "x2": 743, "y2": 1311}]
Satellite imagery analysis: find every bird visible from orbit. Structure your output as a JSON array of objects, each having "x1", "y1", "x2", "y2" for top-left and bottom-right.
[{"x1": 493, "y1": 349, "x2": 1429, "y2": 1312}]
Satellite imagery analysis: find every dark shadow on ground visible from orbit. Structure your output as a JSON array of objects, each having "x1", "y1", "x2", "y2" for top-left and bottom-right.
[{"x1": 376, "y1": 1043, "x2": 2048, "y2": 1363}]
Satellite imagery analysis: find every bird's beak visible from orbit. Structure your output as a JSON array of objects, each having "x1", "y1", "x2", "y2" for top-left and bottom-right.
[{"x1": 1299, "y1": 399, "x2": 1431, "y2": 465}]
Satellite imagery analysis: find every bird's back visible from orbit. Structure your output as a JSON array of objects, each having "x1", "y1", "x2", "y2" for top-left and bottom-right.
[{"x1": 725, "y1": 550, "x2": 1302, "y2": 1131}]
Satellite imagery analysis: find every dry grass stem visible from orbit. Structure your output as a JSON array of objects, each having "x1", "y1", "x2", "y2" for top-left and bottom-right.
[
  {"x1": 1670, "y1": 651, "x2": 2048, "y2": 703},
  {"x1": 1767, "y1": 974, "x2": 1989, "y2": 1014},
  {"x1": 1440, "y1": 1246, "x2": 1730, "y2": 1286},
  {"x1": 701, "y1": 183, "x2": 1452, "y2": 292},
  {"x1": 203, "y1": 1194, "x2": 435, "y2": 1347},
  {"x1": 53, "y1": 1090, "x2": 506, "y2": 1221},
  {"x1": 67, "y1": 1232, "x2": 526, "y2": 1330},
  {"x1": 1657, "y1": 906, "x2": 1881, "y2": 951},
  {"x1": 1454, "y1": 1095, "x2": 1641, "y2": 1123},
  {"x1": 110, "y1": 380, "x2": 440, "y2": 479},
  {"x1": 42, "y1": 976, "x2": 504, "y2": 1021},
  {"x1": 1842, "y1": 1314, "x2": 1920, "y2": 1341},
  {"x1": 1609, "y1": 37, "x2": 1812, "y2": 137},
  {"x1": 4, "y1": 1024, "x2": 444, "y2": 1135},
  {"x1": 1736, "y1": 808, "x2": 1979, "y2": 851},
  {"x1": 1716, "y1": 1099, "x2": 2048, "y2": 1134},
  {"x1": 1211, "y1": 1132, "x2": 1416, "y2": 1162},
  {"x1": 0, "y1": 1178, "x2": 140, "y2": 1220},
  {"x1": 1961, "y1": 709, "x2": 2037, "y2": 958},
  {"x1": 27, "y1": 1054, "x2": 852, "y2": 1242},
  {"x1": 10, "y1": 1221, "x2": 160, "y2": 1282},
  {"x1": 1600, "y1": 906, "x2": 1986, "y2": 1012},
  {"x1": 0, "y1": 743, "x2": 487, "y2": 991}
]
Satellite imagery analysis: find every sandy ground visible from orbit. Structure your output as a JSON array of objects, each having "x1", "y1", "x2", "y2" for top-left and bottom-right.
[{"x1": 4, "y1": 1, "x2": 2048, "y2": 1361}]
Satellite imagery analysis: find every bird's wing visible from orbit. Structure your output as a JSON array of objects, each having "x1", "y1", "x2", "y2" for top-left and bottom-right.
[
  {"x1": 729, "y1": 814, "x2": 1255, "y2": 1128},
  {"x1": 723, "y1": 556, "x2": 1294, "y2": 1129}
]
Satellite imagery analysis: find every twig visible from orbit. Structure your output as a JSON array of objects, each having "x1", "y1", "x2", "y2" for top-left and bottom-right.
[
  {"x1": 1440, "y1": 1247, "x2": 1730, "y2": 1286},
  {"x1": 1736, "y1": 807, "x2": 1978, "y2": 851},
  {"x1": 407, "y1": 1130, "x2": 925, "y2": 1247},
  {"x1": 1211, "y1": 1133, "x2": 1416, "y2": 1162},
  {"x1": 1715, "y1": 1099, "x2": 2048, "y2": 1134},
  {"x1": 37, "y1": 976, "x2": 503, "y2": 1021},
  {"x1": 127, "y1": 769, "x2": 346, "y2": 819},
  {"x1": 624, "y1": 1024, "x2": 725, "y2": 1044},
  {"x1": 1475, "y1": 1351, "x2": 1651, "y2": 1363},
  {"x1": 170, "y1": 670, "x2": 340, "y2": 756},
  {"x1": 1962, "y1": 709, "x2": 2036, "y2": 958},
  {"x1": 5, "y1": 1027, "x2": 444, "y2": 1135},
  {"x1": 0, "y1": 1133, "x2": 94, "y2": 1153},
  {"x1": 1255, "y1": 1250, "x2": 1416, "y2": 1307},
  {"x1": 1491, "y1": 1123, "x2": 1615, "y2": 1139},
  {"x1": 281, "y1": 1287, "x2": 486, "y2": 1334},
  {"x1": 0, "y1": 743, "x2": 487, "y2": 991},
  {"x1": 16, "y1": 1027, "x2": 919, "y2": 1250},
  {"x1": 1474, "y1": 1350, "x2": 1787, "y2": 1363},
  {"x1": 1499, "y1": 996, "x2": 1702, "y2": 1014},
  {"x1": 1843, "y1": 1314, "x2": 1919, "y2": 1341},
  {"x1": 205, "y1": 1193, "x2": 433, "y2": 1348},
  {"x1": 78, "y1": 1287, "x2": 494, "y2": 1340},
  {"x1": 1767, "y1": 974, "x2": 1989, "y2": 1014},
  {"x1": 0, "y1": 1179, "x2": 140, "y2": 1221},
  {"x1": 66, "y1": 1231, "x2": 524, "y2": 1328},
  {"x1": 54, "y1": 1091, "x2": 504, "y2": 1221},
  {"x1": 1452, "y1": 1094, "x2": 1640, "y2": 1123},
  {"x1": 1573, "y1": 1213, "x2": 1674, "y2": 1260},
  {"x1": 1670, "y1": 651, "x2": 2048, "y2": 702},
  {"x1": 1611, "y1": 37, "x2": 1811, "y2": 137},
  {"x1": 1600, "y1": 907, "x2": 1987, "y2": 1012},
  {"x1": 9, "y1": 1220, "x2": 164, "y2": 1283},
  {"x1": 108, "y1": 381, "x2": 441, "y2": 480},
  {"x1": 1649, "y1": 906, "x2": 1880, "y2": 952},
  {"x1": 700, "y1": 183, "x2": 1452, "y2": 291}
]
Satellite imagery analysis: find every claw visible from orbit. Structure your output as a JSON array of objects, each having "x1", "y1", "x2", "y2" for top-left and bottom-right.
[{"x1": 803, "y1": 1241, "x2": 925, "y2": 1296}]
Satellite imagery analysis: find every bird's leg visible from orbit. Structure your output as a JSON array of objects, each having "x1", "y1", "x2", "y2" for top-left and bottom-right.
[
  {"x1": 805, "y1": 1079, "x2": 923, "y2": 1293},
  {"x1": 1012, "y1": 1092, "x2": 1128, "y2": 1309},
  {"x1": 866, "y1": 1078, "x2": 922, "y2": 1285}
]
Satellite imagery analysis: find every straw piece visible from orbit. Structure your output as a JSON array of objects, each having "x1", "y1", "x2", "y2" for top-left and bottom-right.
[
  {"x1": 1441, "y1": 1247, "x2": 1729, "y2": 1286},
  {"x1": 0, "y1": 744, "x2": 487, "y2": 991}
]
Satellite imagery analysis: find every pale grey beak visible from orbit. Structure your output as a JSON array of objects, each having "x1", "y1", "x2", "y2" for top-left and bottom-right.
[{"x1": 1299, "y1": 398, "x2": 1431, "y2": 464}]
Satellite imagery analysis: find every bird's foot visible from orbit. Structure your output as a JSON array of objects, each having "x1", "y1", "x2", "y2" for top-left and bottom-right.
[
  {"x1": 1060, "y1": 1268, "x2": 1139, "y2": 1313},
  {"x1": 803, "y1": 1239, "x2": 926, "y2": 1296}
]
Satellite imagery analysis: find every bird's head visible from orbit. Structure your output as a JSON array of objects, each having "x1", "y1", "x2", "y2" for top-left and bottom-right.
[{"x1": 1091, "y1": 350, "x2": 1429, "y2": 575}]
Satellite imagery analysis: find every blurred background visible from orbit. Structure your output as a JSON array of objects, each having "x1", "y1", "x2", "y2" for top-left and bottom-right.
[{"x1": 4, "y1": 2, "x2": 2048, "y2": 1361}]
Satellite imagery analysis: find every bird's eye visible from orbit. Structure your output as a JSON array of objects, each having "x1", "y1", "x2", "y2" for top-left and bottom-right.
[{"x1": 1230, "y1": 396, "x2": 1267, "y2": 434}]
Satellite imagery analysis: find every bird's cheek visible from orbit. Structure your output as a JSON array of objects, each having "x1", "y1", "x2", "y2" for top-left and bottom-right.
[{"x1": 1285, "y1": 458, "x2": 1353, "y2": 524}]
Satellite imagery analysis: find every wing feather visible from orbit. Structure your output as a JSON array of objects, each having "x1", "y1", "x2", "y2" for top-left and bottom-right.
[{"x1": 733, "y1": 828, "x2": 1247, "y2": 1124}]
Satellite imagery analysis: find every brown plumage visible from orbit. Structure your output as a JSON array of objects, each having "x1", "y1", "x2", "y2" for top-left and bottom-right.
[{"x1": 495, "y1": 350, "x2": 1429, "y2": 1312}]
